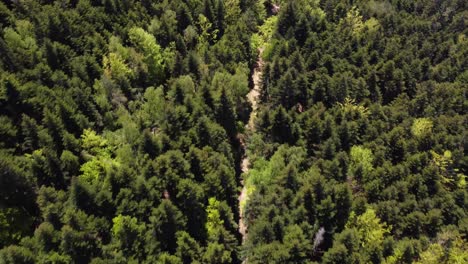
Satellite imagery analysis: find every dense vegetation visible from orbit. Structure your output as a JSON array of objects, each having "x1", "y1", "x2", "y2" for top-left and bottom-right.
[
  {"x1": 243, "y1": 0, "x2": 467, "y2": 263},
  {"x1": 0, "y1": 0, "x2": 466, "y2": 263}
]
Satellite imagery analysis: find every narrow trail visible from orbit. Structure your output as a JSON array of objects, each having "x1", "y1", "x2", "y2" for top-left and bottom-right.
[
  {"x1": 238, "y1": 47, "x2": 264, "y2": 247},
  {"x1": 246, "y1": 47, "x2": 265, "y2": 131}
]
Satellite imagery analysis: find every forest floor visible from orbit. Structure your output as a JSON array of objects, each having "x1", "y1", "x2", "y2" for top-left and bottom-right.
[{"x1": 238, "y1": 47, "x2": 264, "y2": 246}]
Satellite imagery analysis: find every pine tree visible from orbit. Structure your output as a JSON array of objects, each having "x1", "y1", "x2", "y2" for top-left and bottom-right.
[
  {"x1": 216, "y1": 88, "x2": 237, "y2": 140},
  {"x1": 271, "y1": 106, "x2": 297, "y2": 144}
]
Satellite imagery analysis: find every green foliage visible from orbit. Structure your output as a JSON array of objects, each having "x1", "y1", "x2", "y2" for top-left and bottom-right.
[
  {"x1": 202, "y1": 242, "x2": 231, "y2": 264},
  {"x1": 411, "y1": 118, "x2": 433, "y2": 139},
  {"x1": 0, "y1": 245, "x2": 35, "y2": 264},
  {"x1": 251, "y1": 16, "x2": 278, "y2": 52},
  {"x1": 0, "y1": 207, "x2": 33, "y2": 248},
  {"x1": 242, "y1": 0, "x2": 467, "y2": 262},
  {"x1": 79, "y1": 129, "x2": 118, "y2": 184},
  {"x1": 3, "y1": 20, "x2": 40, "y2": 69},
  {"x1": 224, "y1": 0, "x2": 241, "y2": 25},
  {"x1": 176, "y1": 231, "x2": 201, "y2": 263},
  {"x1": 197, "y1": 14, "x2": 218, "y2": 49},
  {"x1": 140, "y1": 86, "x2": 166, "y2": 127},
  {"x1": 211, "y1": 67, "x2": 249, "y2": 100},
  {"x1": 338, "y1": 97, "x2": 369, "y2": 118},
  {"x1": 205, "y1": 197, "x2": 224, "y2": 238},
  {"x1": 157, "y1": 253, "x2": 183, "y2": 264},
  {"x1": 246, "y1": 145, "x2": 305, "y2": 189},
  {"x1": 346, "y1": 208, "x2": 390, "y2": 247},
  {"x1": 112, "y1": 214, "x2": 144, "y2": 255},
  {"x1": 103, "y1": 52, "x2": 133, "y2": 81},
  {"x1": 148, "y1": 200, "x2": 186, "y2": 254},
  {"x1": 81, "y1": 129, "x2": 109, "y2": 157},
  {"x1": 349, "y1": 145, "x2": 374, "y2": 179},
  {"x1": 340, "y1": 6, "x2": 365, "y2": 36},
  {"x1": 0, "y1": 0, "x2": 256, "y2": 261},
  {"x1": 128, "y1": 27, "x2": 166, "y2": 83},
  {"x1": 413, "y1": 243, "x2": 444, "y2": 264},
  {"x1": 0, "y1": 1, "x2": 466, "y2": 263},
  {"x1": 322, "y1": 243, "x2": 349, "y2": 264},
  {"x1": 431, "y1": 150, "x2": 467, "y2": 189},
  {"x1": 79, "y1": 158, "x2": 103, "y2": 184}
]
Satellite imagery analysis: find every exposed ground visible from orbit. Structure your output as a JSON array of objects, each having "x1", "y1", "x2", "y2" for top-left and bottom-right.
[{"x1": 238, "y1": 47, "x2": 264, "y2": 244}]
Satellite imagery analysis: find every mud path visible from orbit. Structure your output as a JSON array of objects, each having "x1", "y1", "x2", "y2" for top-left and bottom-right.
[
  {"x1": 246, "y1": 48, "x2": 265, "y2": 131},
  {"x1": 238, "y1": 48, "x2": 264, "y2": 245}
]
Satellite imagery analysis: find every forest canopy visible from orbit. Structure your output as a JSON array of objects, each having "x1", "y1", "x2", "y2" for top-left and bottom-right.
[{"x1": 0, "y1": 0, "x2": 467, "y2": 263}]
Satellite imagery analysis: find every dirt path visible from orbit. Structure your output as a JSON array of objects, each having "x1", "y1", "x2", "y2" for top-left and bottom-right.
[
  {"x1": 238, "y1": 48, "x2": 264, "y2": 246},
  {"x1": 246, "y1": 47, "x2": 265, "y2": 131}
]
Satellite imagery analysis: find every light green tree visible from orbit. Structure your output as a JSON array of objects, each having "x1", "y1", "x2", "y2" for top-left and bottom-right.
[
  {"x1": 81, "y1": 128, "x2": 109, "y2": 157},
  {"x1": 224, "y1": 0, "x2": 241, "y2": 25},
  {"x1": 431, "y1": 150, "x2": 467, "y2": 188},
  {"x1": 349, "y1": 145, "x2": 374, "y2": 179},
  {"x1": 79, "y1": 129, "x2": 118, "y2": 184},
  {"x1": 157, "y1": 253, "x2": 183, "y2": 264},
  {"x1": 448, "y1": 237, "x2": 468, "y2": 263},
  {"x1": 341, "y1": 6, "x2": 364, "y2": 35},
  {"x1": 346, "y1": 208, "x2": 390, "y2": 248},
  {"x1": 197, "y1": 14, "x2": 218, "y2": 49},
  {"x1": 128, "y1": 27, "x2": 166, "y2": 82},
  {"x1": 206, "y1": 197, "x2": 224, "y2": 238},
  {"x1": 79, "y1": 158, "x2": 103, "y2": 185},
  {"x1": 251, "y1": 16, "x2": 278, "y2": 52},
  {"x1": 411, "y1": 118, "x2": 433, "y2": 138},
  {"x1": 338, "y1": 97, "x2": 369, "y2": 117},
  {"x1": 414, "y1": 243, "x2": 444, "y2": 264},
  {"x1": 140, "y1": 86, "x2": 166, "y2": 128},
  {"x1": 103, "y1": 52, "x2": 133, "y2": 81}
]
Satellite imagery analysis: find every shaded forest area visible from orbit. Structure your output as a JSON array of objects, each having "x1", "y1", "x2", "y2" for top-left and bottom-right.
[{"x1": 0, "y1": 0, "x2": 467, "y2": 263}]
